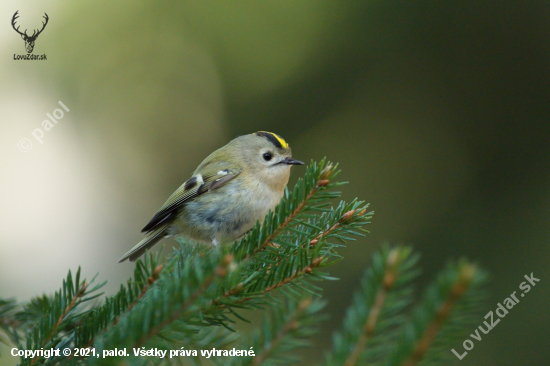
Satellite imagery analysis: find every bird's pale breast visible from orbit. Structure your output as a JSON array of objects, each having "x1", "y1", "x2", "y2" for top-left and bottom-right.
[{"x1": 170, "y1": 177, "x2": 284, "y2": 245}]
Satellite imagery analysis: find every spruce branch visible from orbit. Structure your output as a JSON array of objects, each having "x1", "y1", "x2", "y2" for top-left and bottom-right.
[
  {"x1": 134, "y1": 254, "x2": 232, "y2": 348},
  {"x1": 343, "y1": 248, "x2": 402, "y2": 366},
  {"x1": 217, "y1": 297, "x2": 326, "y2": 366},
  {"x1": 113, "y1": 264, "x2": 163, "y2": 326},
  {"x1": 387, "y1": 260, "x2": 488, "y2": 366},
  {"x1": 324, "y1": 245, "x2": 420, "y2": 366},
  {"x1": 0, "y1": 299, "x2": 20, "y2": 349},
  {"x1": 86, "y1": 251, "x2": 237, "y2": 365},
  {"x1": 73, "y1": 250, "x2": 164, "y2": 349},
  {"x1": 213, "y1": 256, "x2": 326, "y2": 310},
  {"x1": 1, "y1": 158, "x2": 492, "y2": 366},
  {"x1": 29, "y1": 281, "x2": 88, "y2": 366},
  {"x1": 303, "y1": 205, "x2": 369, "y2": 252},
  {"x1": 6, "y1": 268, "x2": 105, "y2": 366},
  {"x1": 95, "y1": 159, "x2": 368, "y2": 356},
  {"x1": 200, "y1": 160, "x2": 371, "y2": 318},
  {"x1": 261, "y1": 257, "x2": 324, "y2": 294}
]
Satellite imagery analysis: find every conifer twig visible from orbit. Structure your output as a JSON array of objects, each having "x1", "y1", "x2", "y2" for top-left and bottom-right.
[
  {"x1": 401, "y1": 264, "x2": 476, "y2": 366},
  {"x1": 113, "y1": 264, "x2": 163, "y2": 326},
  {"x1": 219, "y1": 207, "x2": 369, "y2": 308},
  {"x1": 323, "y1": 245, "x2": 419, "y2": 366},
  {"x1": 30, "y1": 282, "x2": 88, "y2": 366},
  {"x1": 262, "y1": 257, "x2": 324, "y2": 293},
  {"x1": 307, "y1": 208, "x2": 366, "y2": 248},
  {"x1": 3, "y1": 159, "x2": 493, "y2": 366},
  {"x1": 0, "y1": 299, "x2": 21, "y2": 346},
  {"x1": 212, "y1": 257, "x2": 325, "y2": 308},
  {"x1": 0, "y1": 316, "x2": 19, "y2": 328},
  {"x1": 209, "y1": 163, "x2": 347, "y2": 310},
  {"x1": 76, "y1": 265, "x2": 164, "y2": 354},
  {"x1": 250, "y1": 298, "x2": 313, "y2": 366},
  {"x1": 343, "y1": 248, "x2": 401, "y2": 366},
  {"x1": 134, "y1": 255, "x2": 232, "y2": 348}
]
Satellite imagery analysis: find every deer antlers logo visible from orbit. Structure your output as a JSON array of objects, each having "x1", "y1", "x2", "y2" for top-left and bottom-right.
[{"x1": 12, "y1": 11, "x2": 49, "y2": 54}]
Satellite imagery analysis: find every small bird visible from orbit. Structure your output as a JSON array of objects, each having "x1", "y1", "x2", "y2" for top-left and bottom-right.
[{"x1": 118, "y1": 131, "x2": 304, "y2": 262}]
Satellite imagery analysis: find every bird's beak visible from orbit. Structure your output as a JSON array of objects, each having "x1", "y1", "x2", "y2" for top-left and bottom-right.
[{"x1": 281, "y1": 157, "x2": 305, "y2": 165}]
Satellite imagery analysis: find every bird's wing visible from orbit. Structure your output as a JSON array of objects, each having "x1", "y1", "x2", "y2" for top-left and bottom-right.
[{"x1": 141, "y1": 167, "x2": 241, "y2": 233}]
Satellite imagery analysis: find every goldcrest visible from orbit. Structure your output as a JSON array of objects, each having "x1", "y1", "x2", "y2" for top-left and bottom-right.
[{"x1": 118, "y1": 131, "x2": 303, "y2": 262}]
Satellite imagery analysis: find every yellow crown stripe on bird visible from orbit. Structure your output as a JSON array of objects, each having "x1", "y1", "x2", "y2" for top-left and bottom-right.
[{"x1": 254, "y1": 131, "x2": 289, "y2": 149}]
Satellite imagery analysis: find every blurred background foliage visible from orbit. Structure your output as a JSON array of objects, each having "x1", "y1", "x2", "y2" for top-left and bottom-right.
[{"x1": 1, "y1": 1, "x2": 549, "y2": 365}]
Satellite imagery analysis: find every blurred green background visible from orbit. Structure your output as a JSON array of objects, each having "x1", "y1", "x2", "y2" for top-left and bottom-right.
[{"x1": 1, "y1": 1, "x2": 549, "y2": 365}]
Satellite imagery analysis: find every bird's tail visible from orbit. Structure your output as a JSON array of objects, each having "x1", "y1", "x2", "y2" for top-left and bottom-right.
[{"x1": 118, "y1": 226, "x2": 168, "y2": 263}]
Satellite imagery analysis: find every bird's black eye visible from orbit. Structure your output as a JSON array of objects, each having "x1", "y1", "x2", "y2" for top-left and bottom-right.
[{"x1": 263, "y1": 152, "x2": 273, "y2": 161}]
